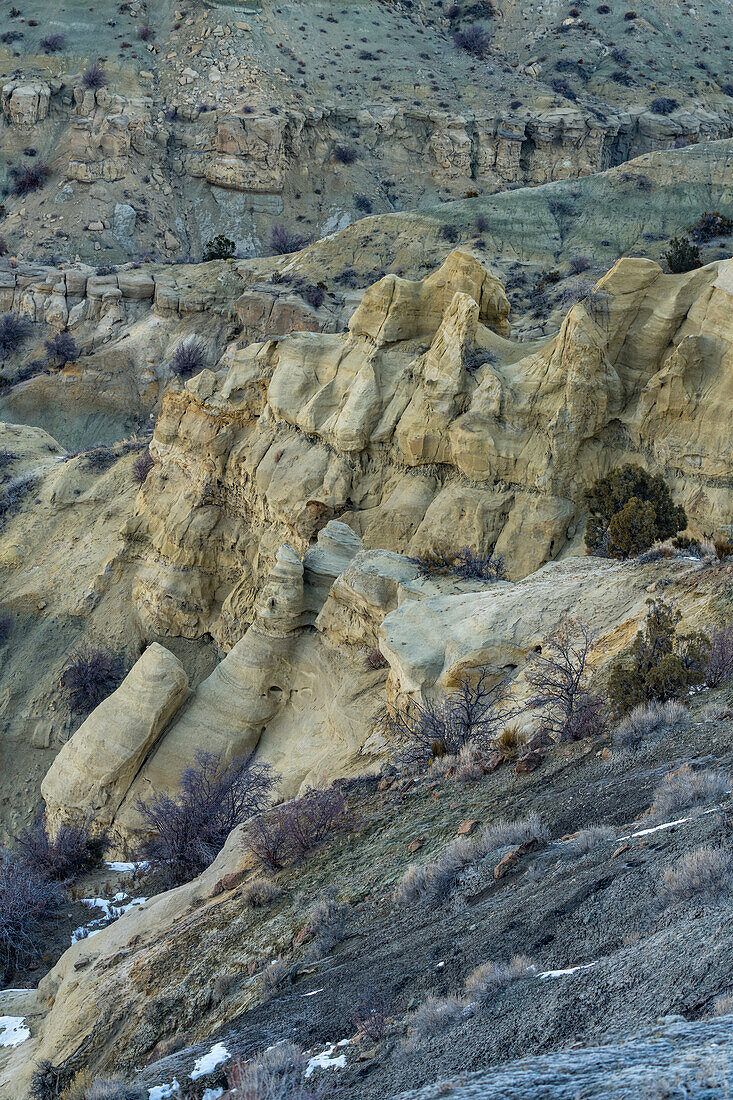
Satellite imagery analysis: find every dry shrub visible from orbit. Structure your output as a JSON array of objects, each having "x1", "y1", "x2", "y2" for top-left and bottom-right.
[
  {"x1": 474, "y1": 812, "x2": 549, "y2": 858},
  {"x1": 227, "y1": 1043, "x2": 317, "y2": 1099},
  {"x1": 84, "y1": 1079, "x2": 145, "y2": 1100},
  {"x1": 303, "y1": 894, "x2": 349, "y2": 958},
  {"x1": 662, "y1": 846, "x2": 732, "y2": 902},
  {"x1": 349, "y1": 988, "x2": 392, "y2": 1042},
  {"x1": 561, "y1": 825, "x2": 616, "y2": 857},
  {"x1": 705, "y1": 626, "x2": 733, "y2": 687},
  {"x1": 394, "y1": 837, "x2": 475, "y2": 905},
  {"x1": 649, "y1": 765, "x2": 730, "y2": 820},
  {"x1": 464, "y1": 956, "x2": 536, "y2": 1000},
  {"x1": 15, "y1": 812, "x2": 106, "y2": 881},
  {"x1": 0, "y1": 852, "x2": 62, "y2": 979},
  {"x1": 241, "y1": 877, "x2": 282, "y2": 908},
  {"x1": 245, "y1": 786, "x2": 346, "y2": 871},
  {"x1": 455, "y1": 743, "x2": 482, "y2": 782},
  {"x1": 62, "y1": 646, "x2": 125, "y2": 716},
  {"x1": 409, "y1": 995, "x2": 466, "y2": 1038},
  {"x1": 613, "y1": 699, "x2": 685, "y2": 750}
]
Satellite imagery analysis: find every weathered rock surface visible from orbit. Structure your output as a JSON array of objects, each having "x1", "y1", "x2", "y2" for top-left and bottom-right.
[{"x1": 41, "y1": 644, "x2": 189, "y2": 833}]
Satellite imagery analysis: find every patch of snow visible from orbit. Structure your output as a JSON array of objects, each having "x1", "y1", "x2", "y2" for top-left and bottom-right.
[
  {"x1": 617, "y1": 807, "x2": 717, "y2": 842},
  {"x1": 302, "y1": 988, "x2": 323, "y2": 997},
  {"x1": 0, "y1": 1016, "x2": 30, "y2": 1047},
  {"x1": 106, "y1": 861, "x2": 150, "y2": 873},
  {"x1": 305, "y1": 1040, "x2": 350, "y2": 1079},
  {"x1": 202, "y1": 1090, "x2": 224, "y2": 1100},
  {"x1": 190, "y1": 1041, "x2": 229, "y2": 1080},
  {"x1": 148, "y1": 1079, "x2": 180, "y2": 1100},
  {"x1": 539, "y1": 960, "x2": 598, "y2": 980},
  {"x1": 71, "y1": 894, "x2": 148, "y2": 944}
]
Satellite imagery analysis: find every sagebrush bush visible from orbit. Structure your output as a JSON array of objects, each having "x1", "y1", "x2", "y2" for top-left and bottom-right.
[
  {"x1": 241, "y1": 877, "x2": 282, "y2": 908},
  {"x1": 137, "y1": 24, "x2": 154, "y2": 41},
  {"x1": 350, "y1": 987, "x2": 392, "y2": 1041},
  {"x1": 270, "y1": 225, "x2": 309, "y2": 255},
  {"x1": 387, "y1": 669, "x2": 509, "y2": 770},
  {"x1": 170, "y1": 338, "x2": 206, "y2": 378},
  {"x1": 613, "y1": 699, "x2": 685, "y2": 749},
  {"x1": 712, "y1": 993, "x2": 733, "y2": 1016},
  {"x1": 561, "y1": 825, "x2": 616, "y2": 857},
  {"x1": 45, "y1": 332, "x2": 78, "y2": 366},
  {"x1": 333, "y1": 143, "x2": 357, "y2": 164},
  {"x1": 585, "y1": 465, "x2": 686, "y2": 558},
  {"x1": 395, "y1": 836, "x2": 475, "y2": 905},
  {"x1": 63, "y1": 646, "x2": 125, "y2": 715},
  {"x1": 82, "y1": 63, "x2": 107, "y2": 90},
  {"x1": 303, "y1": 894, "x2": 349, "y2": 958},
  {"x1": 649, "y1": 765, "x2": 730, "y2": 821},
  {"x1": 464, "y1": 956, "x2": 536, "y2": 1000},
  {"x1": 665, "y1": 236, "x2": 702, "y2": 274},
  {"x1": 260, "y1": 957, "x2": 289, "y2": 994},
  {"x1": 607, "y1": 599, "x2": 709, "y2": 714},
  {"x1": 15, "y1": 812, "x2": 105, "y2": 881},
  {"x1": 662, "y1": 846, "x2": 732, "y2": 902},
  {"x1": 409, "y1": 995, "x2": 466, "y2": 1038},
  {"x1": 0, "y1": 851, "x2": 61, "y2": 979},
  {"x1": 136, "y1": 750, "x2": 277, "y2": 887},
  {"x1": 0, "y1": 312, "x2": 32, "y2": 354},
  {"x1": 650, "y1": 96, "x2": 678, "y2": 115},
  {"x1": 474, "y1": 812, "x2": 549, "y2": 857}
]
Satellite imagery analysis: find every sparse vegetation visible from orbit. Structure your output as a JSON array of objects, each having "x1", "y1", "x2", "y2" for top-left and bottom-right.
[
  {"x1": 525, "y1": 618, "x2": 606, "y2": 742},
  {"x1": 62, "y1": 645, "x2": 125, "y2": 716},
  {"x1": 82, "y1": 63, "x2": 108, "y2": 90},
  {"x1": 650, "y1": 96, "x2": 679, "y2": 115},
  {"x1": 560, "y1": 825, "x2": 616, "y2": 856},
  {"x1": 45, "y1": 332, "x2": 78, "y2": 366},
  {"x1": 131, "y1": 449, "x2": 154, "y2": 486},
  {"x1": 270, "y1": 225, "x2": 309, "y2": 255},
  {"x1": 0, "y1": 852, "x2": 61, "y2": 980},
  {"x1": 648, "y1": 764, "x2": 730, "y2": 820},
  {"x1": 409, "y1": 994, "x2": 466, "y2": 1038},
  {"x1": 410, "y1": 546, "x2": 506, "y2": 582},
  {"x1": 227, "y1": 1043, "x2": 311, "y2": 1096},
  {"x1": 453, "y1": 24, "x2": 491, "y2": 58},
  {"x1": 464, "y1": 956, "x2": 536, "y2": 1000},
  {"x1": 585, "y1": 465, "x2": 687, "y2": 559},
  {"x1": 613, "y1": 698, "x2": 686, "y2": 749},
  {"x1": 136, "y1": 750, "x2": 278, "y2": 887},
  {"x1": 705, "y1": 626, "x2": 733, "y2": 688},
  {"x1": 386, "y1": 668, "x2": 509, "y2": 770},
  {"x1": 170, "y1": 337, "x2": 206, "y2": 378},
  {"x1": 688, "y1": 211, "x2": 733, "y2": 242},
  {"x1": 245, "y1": 784, "x2": 346, "y2": 871},
  {"x1": 11, "y1": 161, "x2": 50, "y2": 196},
  {"x1": 334, "y1": 144, "x2": 357, "y2": 164},
  {"x1": 240, "y1": 877, "x2": 282, "y2": 908},
  {"x1": 40, "y1": 33, "x2": 66, "y2": 53},
  {"x1": 15, "y1": 812, "x2": 105, "y2": 882},
  {"x1": 0, "y1": 311, "x2": 32, "y2": 354}
]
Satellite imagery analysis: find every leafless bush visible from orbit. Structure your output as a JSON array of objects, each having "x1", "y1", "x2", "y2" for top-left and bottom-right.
[
  {"x1": 0, "y1": 852, "x2": 62, "y2": 979},
  {"x1": 136, "y1": 750, "x2": 278, "y2": 887},
  {"x1": 387, "y1": 669, "x2": 510, "y2": 770},
  {"x1": 409, "y1": 995, "x2": 466, "y2": 1038},
  {"x1": 0, "y1": 312, "x2": 32, "y2": 353},
  {"x1": 705, "y1": 626, "x2": 733, "y2": 687},
  {"x1": 410, "y1": 546, "x2": 506, "y2": 582},
  {"x1": 474, "y1": 812, "x2": 549, "y2": 858},
  {"x1": 62, "y1": 646, "x2": 125, "y2": 716},
  {"x1": 131, "y1": 450, "x2": 154, "y2": 486},
  {"x1": 245, "y1": 786, "x2": 346, "y2": 870},
  {"x1": 303, "y1": 894, "x2": 349, "y2": 958},
  {"x1": 649, "y1": 764, "x2": 730, "y2": 820},
  {"x1": 15, "y1": 812, "x2": 106, "y2": 881},
  {"x1": 241, "y1": 877, "x2": 282, "y2": 908},
  {"x1": 525, "y1": 619, "x2": 604, "y2": 741},
  {"x1": 271, "y1": 225, "x2": 309, "y2": 255},
  {"x1": 613, "y1": 699, "x2": 685, "y2": 750},
  {"x1": 662, "y1": 846, "x2": 732, "y2": 902},
  {"x1": 455, "y1": 743, "x2": 483, "y2": 782},
  {"x1": 560, "y1": 825, "x2": 616, "y2": 857},
  {"x1": 350, "y1": 988, "x2": 392, "y2": 1042},
  {"x1": 464, "y1": 956, "x2": 536, "y2": 1001},
  {"x1": 170, "y1": 338, "x2": 206, "y2": 378},
  {"x1": 82, "y1": 63, "x2": 107, "y2": 90}
]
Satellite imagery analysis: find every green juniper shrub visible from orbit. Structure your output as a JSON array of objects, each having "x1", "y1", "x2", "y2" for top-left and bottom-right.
[
  {"x1": 688, "y1": 211, "x2": 733, "y2": 242},
  {"x1": 202, "y1": 235, "x2": 235, "y2": 261},
  {"x1": 664, "y1": 236, "x2": 702, "y2": 274},
  {"x1": 585, "y1": 464, "x2": 687, "y2": 559},
  {"x1": 607, "y1": 598, "x2": 710, "y2": 714}
]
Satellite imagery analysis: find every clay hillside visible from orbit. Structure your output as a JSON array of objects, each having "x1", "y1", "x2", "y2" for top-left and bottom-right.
[{"x1": 3, "y1": 2, "x2": 733, "y2": 1099}]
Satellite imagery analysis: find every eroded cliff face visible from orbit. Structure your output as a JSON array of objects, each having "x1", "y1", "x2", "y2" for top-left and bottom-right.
[{"x1": 119, "y1": 249, "x2": 733, "y2": 655}]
